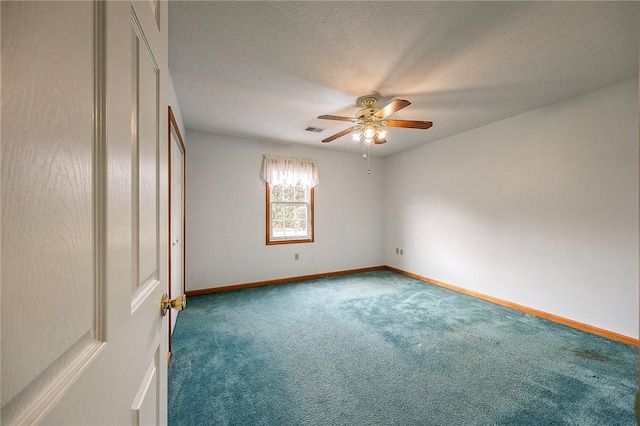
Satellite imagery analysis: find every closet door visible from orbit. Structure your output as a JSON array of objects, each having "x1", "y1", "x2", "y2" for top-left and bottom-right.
[{"x1": 169, "y1": 107, "x2": 186, "y2": 342}]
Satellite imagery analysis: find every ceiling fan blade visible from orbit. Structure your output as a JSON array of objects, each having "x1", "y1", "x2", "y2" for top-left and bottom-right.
[
  {"x1": 321, "y1": 127, "x2": 356, "y2": 143},
  {"x1": 317, "y1": 115, "x2": 355, "y2": 122},
  {"x1": 373, "y1": 135, "x2": 387, "y2": 144},
  {"x1": 375, "y1": 99, "x2": 411, "y2": 118},
  {"x1": 385, "y1": 119, "x2": 433, "y2": 129}
]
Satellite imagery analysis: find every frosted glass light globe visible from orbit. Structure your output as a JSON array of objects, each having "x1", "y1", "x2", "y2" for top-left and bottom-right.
[{"x1": 363, "y1": 126, "x2": 376, "y2": 139}]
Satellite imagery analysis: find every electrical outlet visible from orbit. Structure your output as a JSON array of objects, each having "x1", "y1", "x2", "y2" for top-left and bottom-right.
[
  {"x1": 400, "y1": 249, "x2": 404, "y2": 256},
  {"x1": 294, "y1": 253, "x2": 299, "y2": 260}
]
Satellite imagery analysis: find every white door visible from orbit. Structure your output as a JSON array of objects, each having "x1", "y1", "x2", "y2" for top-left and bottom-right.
[
  {"x1": 1, "y1": 1, "x2": 169, "y2": 424},
  {"x1": 169, "y1": 109, "x2": 186, "y2": 337}
]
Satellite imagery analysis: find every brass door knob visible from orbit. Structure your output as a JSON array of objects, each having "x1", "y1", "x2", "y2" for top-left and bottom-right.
[{"x1": 160, "y1": 293, "x2": 187, "y2": 317}]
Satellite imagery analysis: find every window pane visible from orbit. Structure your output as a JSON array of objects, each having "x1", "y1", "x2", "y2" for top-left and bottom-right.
[
  {"x1": 272, "y1": 220, "x2": 284, "y2": 237},
  {"x1": 296, "y1": 220, "x2": 307, "y2": 235},
  {"x1": 283, "y1": 204, "x2": 294, "y2": 221},
  {"x1": 294, "y1": 185, "x2": 306, "y2": 202},
  {"x1": 272, "y1": 185, "x2": 283, "y2": 202},
  {"x1": 295, "y1": 205, "x2": 307, "y2": 220},
  {"x1": 272, "y1": 204, "x2": 284, "y2": 221},
  {"x1": 283, "y1": 186, "x2": 294, "y2": 202},
  {"x1": 284, "y1": 216, "x2": 294, "y2": 230}
]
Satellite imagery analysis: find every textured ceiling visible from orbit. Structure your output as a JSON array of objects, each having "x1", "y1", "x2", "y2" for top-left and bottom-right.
[{"x1": 168, "y1": 1, "x2": 638, "y2": 157}]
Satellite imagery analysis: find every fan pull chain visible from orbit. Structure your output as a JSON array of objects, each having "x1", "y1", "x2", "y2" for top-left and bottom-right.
[{"x1": 362, "y1": 143, "x2": 371, "y2": 174}]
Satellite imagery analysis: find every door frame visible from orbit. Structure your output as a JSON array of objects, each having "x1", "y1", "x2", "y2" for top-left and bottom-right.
[{"x1": 168, "y1": 106, "x2": 186, "y2": 360}]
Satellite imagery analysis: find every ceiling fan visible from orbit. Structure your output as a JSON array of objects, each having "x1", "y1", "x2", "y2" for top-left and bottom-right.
[{"x1": 317, "y1": 97, "x2": 432, "y2": 145}]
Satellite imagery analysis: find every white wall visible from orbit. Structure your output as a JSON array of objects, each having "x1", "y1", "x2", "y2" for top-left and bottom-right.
[
  {"x1": 168, "y1": 71, "x2": 185, "y2": 136},
  {"x1": 385, "y1": 78, "x2": 639, "y2": 338},
  {"x1": 186, "y1": 132, "x2": 385, "y2": 290}
]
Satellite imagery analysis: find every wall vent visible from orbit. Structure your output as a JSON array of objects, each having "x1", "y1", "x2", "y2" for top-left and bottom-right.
[{"x1": 305, "y1": 126, "x2": 324, "y2": 133}]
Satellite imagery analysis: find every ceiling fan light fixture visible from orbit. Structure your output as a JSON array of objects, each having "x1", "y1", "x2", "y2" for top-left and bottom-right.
[
  {"x1": 377, "y1": 129, "x2": 387, "y2": 139},
  {"x1": 363, "y1": 125, "x2": 376, "y2": 139},
  {"x1": 363, "y1": 137, "x2": 374, "y2": 146},
  {"x1": 352, "y1": 131, "x2": 362, "y2": 141}
]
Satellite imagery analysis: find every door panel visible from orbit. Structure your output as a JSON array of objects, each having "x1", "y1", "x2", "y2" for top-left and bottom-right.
[
  {"x1": 133, "y1": 12, "x2": 160, "y2": 294},
  {"x1": 131, "y1": 352, "x2": 159, "y2": 425},
  {"x1": 1, "y1": 1, "x2": 169, "y2": 424},
  {"x1": 1, "y1": 2, "x2": 105, "y2": 421},
  {"x1": 132, "y1": 26, "x2": 159, "y2": 286}
]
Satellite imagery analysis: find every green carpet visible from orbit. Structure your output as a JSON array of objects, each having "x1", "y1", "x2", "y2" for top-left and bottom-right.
[{"x1": 168, "y1": 270, "x2": 637, "y2": 425}]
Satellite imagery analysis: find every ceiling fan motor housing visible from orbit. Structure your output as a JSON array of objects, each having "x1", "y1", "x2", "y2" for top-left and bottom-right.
[
  {"x1": 357, "y1": 97, "x2": 380, "y2": 118},
  {"x1": 357, "y1": 108, "x2": 379, "y2": 118}
]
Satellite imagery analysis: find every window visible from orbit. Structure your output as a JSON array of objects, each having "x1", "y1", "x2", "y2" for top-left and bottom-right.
[
  {"x1": 260, "y1": 155, "x2": 319, "y2": 245},
  {"x1": 266, "y1": 182, "x2": 314, "y2": 244}
]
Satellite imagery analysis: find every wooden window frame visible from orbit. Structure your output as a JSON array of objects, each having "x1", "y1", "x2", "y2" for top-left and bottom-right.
[{"x1": 266, "y1": 183, "x2": 314, "y2": 245}]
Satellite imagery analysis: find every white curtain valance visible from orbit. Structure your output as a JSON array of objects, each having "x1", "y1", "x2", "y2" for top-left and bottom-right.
[{"x1": 260, "y1": 155, "x2": 319, "y2": 188}]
